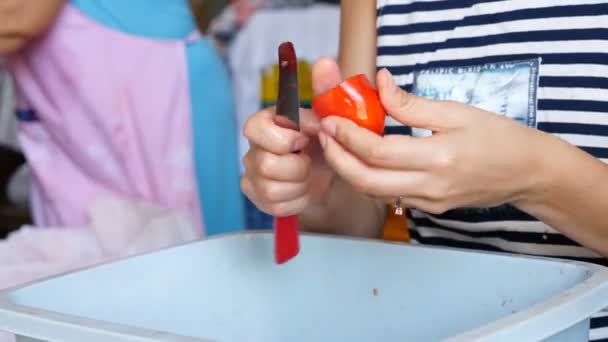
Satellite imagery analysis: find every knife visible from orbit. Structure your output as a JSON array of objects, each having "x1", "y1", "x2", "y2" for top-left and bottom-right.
[{"x1": 274, "y1": 41, "x2": 300, "y2": 264}]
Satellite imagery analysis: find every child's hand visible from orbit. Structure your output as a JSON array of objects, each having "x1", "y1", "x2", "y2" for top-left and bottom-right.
[
  {"x1": 318, "y1": 68, "x2": 555, "y2": 214},
  {"x1": 0, "y1": 0, "x2": 65, "y2": 54},
  {"x1": 241, "y1": 58, "x2": 342, "y2": 217},
  {"x1": 241, "y1": 106, "x2": 329, "y2": 217}
]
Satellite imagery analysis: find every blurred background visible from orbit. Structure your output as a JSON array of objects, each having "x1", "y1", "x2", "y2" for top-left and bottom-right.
[{"x1": 0, "y1": 0, "x2": 341, "y2": 236}]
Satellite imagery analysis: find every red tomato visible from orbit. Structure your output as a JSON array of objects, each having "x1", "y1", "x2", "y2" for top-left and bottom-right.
[{"x1": 312, "y1": 74, "x2": 385, "y2": 135}]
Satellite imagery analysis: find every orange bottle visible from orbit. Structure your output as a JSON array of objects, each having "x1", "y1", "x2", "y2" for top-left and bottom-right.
[{"x1": 382, "y1": 204, "x2": 410, "y2": 242}]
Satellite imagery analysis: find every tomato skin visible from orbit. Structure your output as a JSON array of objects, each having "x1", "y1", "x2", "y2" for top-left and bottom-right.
[{"x1": 312, "y1": 74, "x2": 385, "y2": 135}]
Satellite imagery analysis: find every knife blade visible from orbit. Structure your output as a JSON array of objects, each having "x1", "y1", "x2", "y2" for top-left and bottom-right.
[
  {"x1": 277, "y1": 42, "x2": 300, "y2": 127},
  {"x1": 274, "y1": 41, "x2": 301, "y2": 264}
]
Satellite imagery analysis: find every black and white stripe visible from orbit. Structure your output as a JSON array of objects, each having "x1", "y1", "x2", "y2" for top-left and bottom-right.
[
  {"x1": 591, "y1": 309, "x2": 608, "y2": 342},
  {"x1": 377, "y1": 0, "x2": 608, "y2": 339}
]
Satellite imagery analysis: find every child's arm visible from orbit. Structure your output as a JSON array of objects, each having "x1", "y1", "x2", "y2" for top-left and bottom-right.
[
  {"x1": 338, "y1": 0, "x2": 377, "y2": 81},
  {"x1": 0, "y1": 0, "x2": 65, "y2": 54},
  {"x1": 299, "y1": 0, "x2": 386, "y2": 238}
]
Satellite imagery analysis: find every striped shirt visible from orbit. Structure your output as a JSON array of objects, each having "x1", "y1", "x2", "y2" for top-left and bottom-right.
[{"x1": 376, "y1": 0, "x2": 608, "y2": 340}]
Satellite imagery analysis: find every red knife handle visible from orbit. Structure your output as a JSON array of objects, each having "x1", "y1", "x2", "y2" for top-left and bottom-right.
[{"x1": 274, "y1": 215, "x2": 300, "y2": 264}]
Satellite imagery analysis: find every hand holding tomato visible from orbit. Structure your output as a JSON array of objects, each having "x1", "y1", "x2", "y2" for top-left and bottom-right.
[{"x1": 316, "y1": 67, "x2": 553, "y2": 214}]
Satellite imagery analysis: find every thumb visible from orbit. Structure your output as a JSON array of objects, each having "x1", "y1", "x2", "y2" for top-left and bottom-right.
[
  {"x1": 377, "y1": 68, "x2": 455, "y2": 131},
  {"x1": 312, "y1": 57, "x2": 343, "y2": 95}
]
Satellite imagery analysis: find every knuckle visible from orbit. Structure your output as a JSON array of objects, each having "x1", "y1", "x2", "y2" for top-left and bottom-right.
[
  {"x1": 241, "y1": 153, "x2": 252, "y2": 171},
  {"x1": 243, "y1": 109, "x2": 271, "y2": 140},
  {"x1": 243, "y1": 117, "x2": 255, "y2": 140},
  {"x1": 367, "y1": 142, "x2": 388, "y2": 164},
  {"x1": 421, "y1": 177, "x2": 451, "y2": 201},
  {"x1": 257, "y1": 154, "x2": 276, "y2": 178},
  {"x1": 395, "y1": 90, "x2": 417, "y2": 112},
  {"x1": 435, "y1": 148, "x2": 456, "y2": 170},
  {"x1": 258, "y1": 182, "x2": 280, "y2": 202},
  {"x1": 337, "y1": 123, "x2": 354, "y2": 146},
  {"x1": 241, "y1": 177, "x2": 262, "y2": 207}
]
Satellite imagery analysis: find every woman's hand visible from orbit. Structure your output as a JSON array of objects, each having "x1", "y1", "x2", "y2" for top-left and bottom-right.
[
  {"x1": 0, "y1": 0, "x2": 65, "y2": 54},
  {"x1": 318, "y1": 68, "x2": 554, "y2": 214}
]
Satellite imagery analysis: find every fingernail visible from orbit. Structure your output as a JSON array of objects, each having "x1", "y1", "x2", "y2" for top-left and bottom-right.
[
  {"x1": 292, "y1": 136, "x2": 308, "y2": 152},
  {"x1": 321, "y1": 119, "x2": 337, "y2": 137},
  {"x1": 318, "y1": 132, "x2": 327, "y2": 148}
]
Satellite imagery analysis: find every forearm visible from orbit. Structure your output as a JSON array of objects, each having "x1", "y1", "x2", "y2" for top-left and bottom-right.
[
  {"x1": 300, "y1": 177, "x2": 386, "y2": 238},
  {"x1": 297, "y1": 0, "x2": 383, "y2": 237},
  {"x1": 515, "y1": 133, "x2": 608, "y2": 257},
  {"x1": 338, "y1": 0, "x2": 377, "y2": 81}
]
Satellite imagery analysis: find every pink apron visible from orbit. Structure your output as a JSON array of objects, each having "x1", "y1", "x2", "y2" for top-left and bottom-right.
[{"x1": 10, "y1": 5, "x2": 203, "y2": 235}]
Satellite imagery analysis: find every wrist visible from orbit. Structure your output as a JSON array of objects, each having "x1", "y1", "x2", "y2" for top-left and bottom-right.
[
  {"x1": 512, "y1": 131, "x2": 572, "y2": 210},
  {"x1": 299, "y1": 176, "x2": 386, "y2": 238}
]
